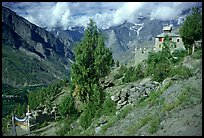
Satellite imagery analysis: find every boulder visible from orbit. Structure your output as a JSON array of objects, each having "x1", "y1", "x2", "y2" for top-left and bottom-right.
[
  {"x1": 162, "y1": 78, "x2": 172, "y2": 87},
  {"x1": 98, "y1": 115, "x2": 108, "y2": 125},
  {"x1": 111, "y1": 95, "x2": 120, "y2": 102},
  {"x1": 145, "y1": 87, "x2": 151, "y2": 94},
  {"x1": 116, "y1": 100, "x2": 128, "y2": 110}
]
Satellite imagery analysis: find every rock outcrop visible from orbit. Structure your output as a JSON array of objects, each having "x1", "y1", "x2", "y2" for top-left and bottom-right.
[{"x1": 111, "y1": 80, "x2": 161, "y2": 110}]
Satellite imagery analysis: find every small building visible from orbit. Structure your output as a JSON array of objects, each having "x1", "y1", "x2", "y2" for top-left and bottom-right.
[{"x1": 154, "y1": 26, "x2": 185, "y2": 52}]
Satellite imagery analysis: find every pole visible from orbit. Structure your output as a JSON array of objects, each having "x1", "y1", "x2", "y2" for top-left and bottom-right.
[
  {"x1": 12, "y1": 112, "x2": 17, "y2": 136},
  {"x1": 26, "y1": 105, "x2": 30, "y2": 133}
]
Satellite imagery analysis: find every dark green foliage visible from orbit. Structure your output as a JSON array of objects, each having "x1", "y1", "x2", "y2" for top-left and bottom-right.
[
  {"x1": 171, "y1": 49, "x2": 188, "y2": 64},
  {"x1": 101, "y1": 96, "x2": 117, "y2": 116},
  {"x1": 122, "y1": 66, "x2": 136, "y2": 83},
  {"x1": 28, "y1": 80, "x2": 63, "y2": 109},
  {"x1": 79, "y1": 102, "x2": 97, "y2": 129},
  {"x1": 15, "y1": 103, "x2": 27, "y2": 117},
  {"x1": 56, "y1": 117, "x2": 74, "y2": 136},
  {"x1": 146, "y1": 35, "x2": 172, "y2": 82},
  {"x1": 2, "y1": 45, "x2": 69, "y2": 87},
  {"x1": 2, "y1": 83, "x2": 29, "y2": 117},
  {"x1": 122, "y1": 63, "x2": 145, "y2": 83},
  {"x1": 135, "y1": 63, "x2": 145, "y2": 79},
  {"x1": 71, "y1": 19, "x2": 114, "y2": 104},
  {"x1": 58, "y1": 95, "x2": 78, "y2": 118},
  {"x1": 179, "y1": 7, "x2": 202, "y2": 54},
  {"x1": 169, "y1": 66, "x2": 193, "y2": 79},
  {"x1": 79, "y1": 84, "x2": 106, "y2": 129}
]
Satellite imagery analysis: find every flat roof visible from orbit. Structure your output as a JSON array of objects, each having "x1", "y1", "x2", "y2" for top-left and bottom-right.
[
  {"x1": 155, "y1": 32, "x2": 179, "y2": 38},
  {"x1": 163, "y1": 26, "x2": 172, "y2": 31}
]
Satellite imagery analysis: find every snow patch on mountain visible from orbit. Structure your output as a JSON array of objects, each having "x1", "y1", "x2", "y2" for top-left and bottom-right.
[
  {"x1": 129, "y1": 23, "x2": 144, "y2": 37},
  {"x1": 136, "y1": 23, "x2": 144, "y2": 37}
]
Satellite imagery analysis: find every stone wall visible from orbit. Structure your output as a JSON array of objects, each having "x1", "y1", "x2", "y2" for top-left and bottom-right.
[{"x1": 111, "y1": 81, "x2": 161, "y2": 110}]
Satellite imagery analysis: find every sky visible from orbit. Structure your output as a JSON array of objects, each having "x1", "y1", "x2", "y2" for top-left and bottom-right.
[{"x1": 2, "y1": 2, "x2": 202, "y2": 30}]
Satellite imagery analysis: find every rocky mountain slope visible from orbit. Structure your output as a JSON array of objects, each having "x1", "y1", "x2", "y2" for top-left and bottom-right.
[
  {"x1": 103, "y1": 55, "x2": 202, "y2": 136},
  {"x1": 9, "y1": 49, "x2": 201, "y2": 136},
  {"x1": 71, "y1": 52, "x2": 202, "y2": 136},
  {"x1": 49, "y1": 12, "x2": 189, "y2": 64},
  {"x1": 2, "y1": 6, "x2": 74, "y2": 87}
]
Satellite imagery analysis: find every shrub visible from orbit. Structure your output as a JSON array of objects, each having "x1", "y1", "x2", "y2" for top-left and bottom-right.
[
  {"x1": 58, "y1": 95, "x2": 78, "y2": 118},
  {"x1": 122, "y1": 66, "x2": 136, "y2": 83},
  {"x1": 148, "y1": 116, "x2": 161, "y2": 134},
  {"x1": 102, "y1": 96, "x2": 116, "y2": 116},
  {"x1": 192, "y1": 49, "x2": 202, "y2": 59},
  {"x1": 135, "y1": 63, "x2": 145, "y2": 79},
  {"x1": 171, "y1": 49, "x2": 188, "y2": 64},
  {"x1": 56, "y1": 118, "x2": 72, "y2": 136},
  {"x1": 114, "y1": 65, "x2": 127, "y2": 80},
  {"x1": 79, "y1": 103, "x2": 96, "y2": 129},
  {"x1": 169, "y1": 66, "x2": 193, "y2": 79},
  {"x1": 145, "y1": 50, "x2": 172, "y2": 82}
]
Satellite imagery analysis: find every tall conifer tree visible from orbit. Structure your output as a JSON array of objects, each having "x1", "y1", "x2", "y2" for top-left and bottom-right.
[{"x1": 71, "y1": 19, "x2": 114, "y2": 104}]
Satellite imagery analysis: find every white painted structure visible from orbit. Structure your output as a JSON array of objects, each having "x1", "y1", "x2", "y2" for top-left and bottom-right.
[{"x1": 154, "y1": 26, "x2": 186, "y2": 52}]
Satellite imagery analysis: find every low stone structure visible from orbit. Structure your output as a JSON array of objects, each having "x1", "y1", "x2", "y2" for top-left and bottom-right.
[{"x1": 111, "y1": 80, "x2": 161, "y2": 110}]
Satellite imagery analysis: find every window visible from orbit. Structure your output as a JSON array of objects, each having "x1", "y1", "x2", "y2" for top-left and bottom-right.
[
  {"x1": 159, "y1": 38, "x2": 162, "y2": 42},
  {"x1": 177, "y1": 38, "x2": 179, "y2": 42}
]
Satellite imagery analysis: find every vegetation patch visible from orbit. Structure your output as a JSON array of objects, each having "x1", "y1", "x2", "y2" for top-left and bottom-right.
[
  {"x1": 148, "y1": 116, "x2": 161, "y2": 134},
  {"x1": 125, "y1": 114, "x2": 152, "y2": 135}
]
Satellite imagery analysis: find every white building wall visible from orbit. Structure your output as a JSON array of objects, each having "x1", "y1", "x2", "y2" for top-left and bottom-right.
[{"x1": 154, "y1": 37, "x2": 185, "y2": 52}]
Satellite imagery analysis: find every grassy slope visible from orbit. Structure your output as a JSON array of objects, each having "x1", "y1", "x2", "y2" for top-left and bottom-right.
[
  {"x1": 61, "y1": 50, "x2": 202, "y2": 136},
  {"x1": 2, "y1": 44, "x2": 70, "y2": 87},
  {"x1": 3, "y1": 49, "x2": 201, "y2": 136}
]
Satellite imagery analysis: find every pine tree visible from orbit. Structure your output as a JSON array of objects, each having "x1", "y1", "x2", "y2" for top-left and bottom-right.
[
  {"x1": 71, "y1": 19, "x2": 114, "y2": 104},
  {"x1": 179, "y1": 7, "x2": 202, "y2": 54}
]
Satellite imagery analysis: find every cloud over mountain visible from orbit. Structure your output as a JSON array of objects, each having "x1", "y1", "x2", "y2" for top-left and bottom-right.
[{"x1": 2, "y1": 2, "x2": 201, "y2": 30}]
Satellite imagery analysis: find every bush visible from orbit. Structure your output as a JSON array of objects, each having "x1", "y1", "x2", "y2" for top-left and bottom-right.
[
  {"x1": 122, "y1": 66, "x2": 136, "y2": 83},
  {"x1": 79, "y1": 103, "x2": 96, "y2": 129},
  {"x1": 169, "y1": 66, "x2": 193, "y2": 79},
  {"x1": 135, "y1": 63, "x2": 145, "y2": 79},
  {"x1": 102, "y1": 96, "x2": 116, "y2": 116},
  {"x1": 148, "y1": 116, "x2": 161, "y2": 134},
  {"x1": 171, "y1": 49, "x2": 188, "y2": 64},
  {"x1": 121, "y1": 62, "x2": 145, "y2": 83},
  {"x1": 58, "y1": 95, "x2": 78, "y2": 118},
  {"x1": 172, "y1": 49, "x2": 187, "y2": 59},
  {"x1": 192, "y1": 49, "x2": 202, "y2": 59},
  {"x1": 56, "y1": 118, "x2": 72, "y2": 136}
]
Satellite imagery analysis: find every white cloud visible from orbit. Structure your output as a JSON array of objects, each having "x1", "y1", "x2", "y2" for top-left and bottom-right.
[
  {"x1": 113, "y1": 2, "x2": 144, "y2": 25},
  {"x1": 150, "y1": 6, "x2": 180, "y2": 20},
  {"x1": 149, "y1": 2, "x2": 201, "y2": 20},
  {"x1": 2, "y1": 2, "x2": 202, "y2": 30}
]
